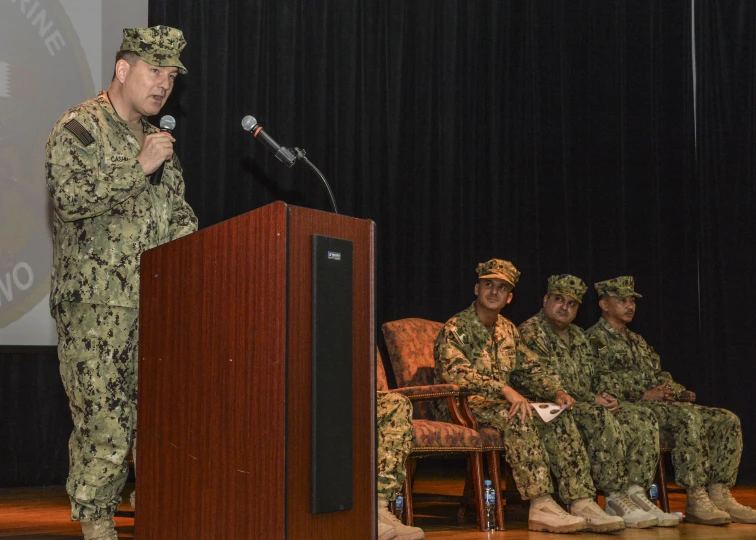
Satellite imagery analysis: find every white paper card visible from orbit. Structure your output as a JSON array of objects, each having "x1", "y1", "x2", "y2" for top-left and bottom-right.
[{"x1": 530, "y1": 402, "x2": 565, "y2": 423}]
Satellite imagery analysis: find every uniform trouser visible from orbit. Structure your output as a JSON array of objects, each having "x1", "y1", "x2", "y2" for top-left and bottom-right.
[
  {"x1": 568, "y1": 401, "x2": 659, "y2": 493},
  {"x1": 377, "y1": 391, "x2": 414, "y2": 501},
  {"x1": 54, "y1": 302, "x2": 139, "y2": 521},
  {"x1": 639, "y1": 401, "x2": 741, "y2": 489},
  {"x1": 469, "y1": 398, "x2": 595, "y2": 503}
]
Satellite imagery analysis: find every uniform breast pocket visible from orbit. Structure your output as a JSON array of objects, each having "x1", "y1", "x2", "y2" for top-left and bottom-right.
[{"x1": 497, "y1": 345, "x2": 517, "y2": 371}]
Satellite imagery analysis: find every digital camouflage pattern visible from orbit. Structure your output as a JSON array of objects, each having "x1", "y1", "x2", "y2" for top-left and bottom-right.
[
  {"x1": 518, "y1": 311, "x2": 660, "y2": 490},
  {"x1": 586, "y1": 318, "x2": 684, "y2": 401},
  {"x1": 434, "y1": 304, "x2": 561, "y2": 401},
  {"x1": 47, "y1": 90, "x2": 197, "y2": 521},
  {"x1": 46, "y1": 92, "x2": 198, "y2": 310},
  {"x1": 593, "y1": 276, "x2": 642, "y2": 298},
  {"x1": 434, "y1": 304, "x2": 595, "y2": 502},
  {"x1": 517, "y1": 310, "x2": 597, "y2": 403},
  {"x1": 377, "y1": 391, "x2": 414, "y2": 501},
  {"x1": 120, "y1": 25, "x2": 188, "y2": 74},
  {"x1": 637, "y1": 401, "x2": 741, "y2": 488},
  {"x1": 476, "y1": 258, "x2": 521, "y2": 286},
  {"x1": 586, "y1": 317, "x2": 743, "y2": 488},
  {"x1": 547, "y1": 274, "x2": 588, "y2": 303},
  {"x1": 54, "y1": 302, "x2": 138, "y2": 520}
]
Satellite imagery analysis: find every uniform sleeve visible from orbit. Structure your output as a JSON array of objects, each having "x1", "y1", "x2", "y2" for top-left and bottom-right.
[
  {"x1": 433, "y1": 326, "x2": 509, "y2": 400},
  {"x1": 511, "y1": 340, "x2": 562, "y2": 400},
  {"x1": 517, "y1": 320, "x2": 551, "y2": 357},
  {"x1": 46, "y1": 116, "x2": 149, "y2": 221},
  {"x1": 592, "y1": 342, "x2": 632, "y2": 399},
  {"x1": 646, "y1": 345, "x2": 686, "y2": 395},
  {"x1": 166, "y1": 155, "x2": 198, "y2": 240}
]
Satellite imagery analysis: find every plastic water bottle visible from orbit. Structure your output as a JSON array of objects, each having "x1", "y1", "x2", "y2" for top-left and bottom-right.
[
  {"x1": 394, "y1": 494, "x2": 404, "y2": 521},
  {"x1": 484, "y1": 479, "x2": 496, "y2": 531},
  {"x1": 649, "y1": 483, "x2": 659, "y2": 502}
]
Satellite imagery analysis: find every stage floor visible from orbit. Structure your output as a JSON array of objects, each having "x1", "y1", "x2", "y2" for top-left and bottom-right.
[{"x1": 1, "y1": 467, "x2": 754, "y2": 539}]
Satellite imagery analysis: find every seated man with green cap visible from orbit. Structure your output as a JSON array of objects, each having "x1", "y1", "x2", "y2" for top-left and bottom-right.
[
  {"x1": 434, "y1": 259, "x2": 624, "y2": 534},
  {"x1": 46, "y1": 25, "x2": 196, "y2": 540},
  {"x1": 586, "y1": 276, "x2": 756, "y2": 526},
  {"x1": 518, "y1": 274, "x2": 679, "y2": 528}
]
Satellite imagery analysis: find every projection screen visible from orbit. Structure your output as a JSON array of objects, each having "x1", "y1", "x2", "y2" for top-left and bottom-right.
[{"x1": 0, "y1": 0, "x2": 148, "y2": 345}]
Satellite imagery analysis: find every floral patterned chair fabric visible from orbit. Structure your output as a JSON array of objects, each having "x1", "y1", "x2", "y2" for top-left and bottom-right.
[{"x1": 382, "y1": 318, "x2": 443, "y2": 387}]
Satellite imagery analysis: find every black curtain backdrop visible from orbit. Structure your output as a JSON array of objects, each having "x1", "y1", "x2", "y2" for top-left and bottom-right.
[
  {"x1": 1, "y1": 0, "x2": 753, "y2": 488},
  {"x1": 145, "y1": 0, "x2": 755, "y2": 480},
  {"x1": 694, "y1": 0, "x2": 756, "y2": 475}
]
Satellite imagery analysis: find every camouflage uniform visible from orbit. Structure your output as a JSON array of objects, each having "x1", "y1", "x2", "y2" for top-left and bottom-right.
[
  {"x1": 434, "y1": 303, "x2": 595, "y2": 503},
  {"x1": 377, "y1": 392, "x2": 414, "y2": 501},
  {"x1": 46, "y1": 26, "x2": 197, "y2": 521},
  {"x1": 518, "y1": 309, "x2": 660, "y2": 492},
  {"x1": 586, "y1": 278, "x2": 742, "y2": 490}
]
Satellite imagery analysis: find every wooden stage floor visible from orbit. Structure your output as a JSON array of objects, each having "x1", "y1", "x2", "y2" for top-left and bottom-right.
[{"x1": 1, "y1": 465, "x2": 754, "y2": 539}]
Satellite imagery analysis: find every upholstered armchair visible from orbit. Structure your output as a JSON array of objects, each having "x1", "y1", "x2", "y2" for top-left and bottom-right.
[
  {"x1": 376, "y1": 348, "x2": 489, "y2": 531},
  {"x1": 381, "y1": 318, "x2": 506, "y2": 531}
]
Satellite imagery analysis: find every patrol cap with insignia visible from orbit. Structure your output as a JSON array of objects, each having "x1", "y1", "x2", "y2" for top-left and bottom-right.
[
  {"x1": 120, "y1": 25, "x2": 187, "y2": 74},
  {"x1": 594, "y1": 276, "x2": 642, "y2": 298},
  {"x1": 547, "y1": 274, "x2": 588, "y2": 303},
  {"x1": 476, "y1": 258, "x2": 520, "y2": 287}
]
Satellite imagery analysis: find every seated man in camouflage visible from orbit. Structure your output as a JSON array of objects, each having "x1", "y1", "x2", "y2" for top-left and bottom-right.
[
  {"x1": 586, "y1": 276, "x2": 756, "y2": 526},
  {"x1": 377, "y1": 392, "x2": 424, "y2": 540},
  {"x1": 518, "y1": 274, "x2": 678, "y2": 528},
  {"x1": 434, "y1": 259, "x2": 624, "y2": 534}
]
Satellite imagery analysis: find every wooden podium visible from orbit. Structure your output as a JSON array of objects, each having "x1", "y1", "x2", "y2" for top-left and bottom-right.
[{"x1": 136, "y1": 202, "x2": 376, "y2": 539}]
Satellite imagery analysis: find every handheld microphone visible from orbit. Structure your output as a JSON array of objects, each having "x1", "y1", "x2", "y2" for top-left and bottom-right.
[
  {"x1": 241, "y1": 115, "x2": 297, "y2": 167},
  {"x1": 150, "y1": 115, "x2": 176, "y2": 185}
]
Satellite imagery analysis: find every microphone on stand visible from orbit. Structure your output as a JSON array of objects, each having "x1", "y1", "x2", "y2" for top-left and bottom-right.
[
  {"x1": 150, "y1": 115, "x2": 177, "y2": 185},
  {"x1": 241, "y1": 114, "x2": 339, "y2": 214},
  {"x1": 241, "y1": 115, "x2": 297, "y2": 167}
]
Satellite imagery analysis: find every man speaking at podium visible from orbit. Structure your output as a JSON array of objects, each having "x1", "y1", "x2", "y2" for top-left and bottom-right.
[{"x1": 45, "y1": 25, "x2": 197, "y2": 540}]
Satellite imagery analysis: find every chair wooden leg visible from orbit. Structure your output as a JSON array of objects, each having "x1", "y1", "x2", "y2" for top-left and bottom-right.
[
  {"x1": 470, "y1": 451, "x2": 487, "y2": 532},
  {"x1": 402, "y1": 458, "x2": 416, "y2": 526},
  {"x1": 655, "y1": 455, "x2": 670, "y2": 513},
  {"x1": 487, "y1": 450, "x2": 505, "y2": 531}
]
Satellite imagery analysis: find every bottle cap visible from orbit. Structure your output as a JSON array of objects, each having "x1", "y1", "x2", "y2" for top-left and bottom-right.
[{"x1": 484, "y1": 479, "x2": 492, "y2": 486}]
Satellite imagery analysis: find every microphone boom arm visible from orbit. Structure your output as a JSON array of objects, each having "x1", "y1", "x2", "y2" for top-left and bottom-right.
[
  {"x1": 289, "y1": 147, "x2": 339, "y2": 214},
  {"x1": 241, "y1": 115, "x2": 338, "y2": 213}
]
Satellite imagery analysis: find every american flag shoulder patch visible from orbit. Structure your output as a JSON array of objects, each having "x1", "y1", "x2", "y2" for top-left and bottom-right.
[{"x1": 63, "y1": 119, "x2": 95, "y2": 147}]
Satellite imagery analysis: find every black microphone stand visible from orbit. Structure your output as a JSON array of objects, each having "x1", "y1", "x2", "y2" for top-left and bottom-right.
[{"x1": 287, "y1": 147, "x2": 339, "y2": 214}]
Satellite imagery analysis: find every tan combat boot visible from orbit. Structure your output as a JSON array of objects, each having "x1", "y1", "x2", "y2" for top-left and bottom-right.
[
  {"x1": 605, "y1": 490, "x2": 657, "y2": 528},
  {"x1": 709, "y1": 483, "x2": 756, "y2": 524},
  {"x1": 685, "y1": 486, "x2": 731, "y2": 525},
  {"x1": 80, "y1": 517, "x2": 118, "y2": 540},
  {"x1": 377, "y1": 497, "x2": 424, "y2": 540},
  {"x1": 626, "y1": 484, "x2": 680, "y2": 527},
  {"x1": 378, "y1": 520, "x2": 398, "y2": 540},
  {"x1": 528, "y1": 494, "x2": 587, "y2": 533},
  {"x1": 570, "y1": 497, "x2": 626, "y2": 533}
]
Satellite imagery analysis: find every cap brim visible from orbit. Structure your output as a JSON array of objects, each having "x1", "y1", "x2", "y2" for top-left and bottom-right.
[
  {"x1": 479, "y1": 273, "x2": 516, "y2": 286},
  {"x1": 137, "y1": 54, "x2": 187, "y2": 75}
]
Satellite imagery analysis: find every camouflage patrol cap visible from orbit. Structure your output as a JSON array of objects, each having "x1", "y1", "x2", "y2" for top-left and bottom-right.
[
  {"x1": 594, "y1": 276, "x2": 642, "y2": 298},
  {"x1": 547, "y1": 274, "x2": 588, "y2": 303},
  {"x1": 476, "y1": 258, "x2": 520, "y2": 287},
  {"x1": 120, "y1": 25, "x2": 187, "y2": 74}
]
